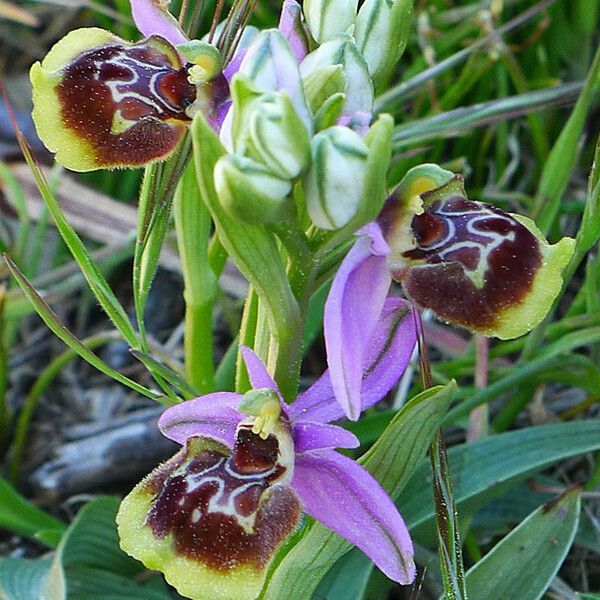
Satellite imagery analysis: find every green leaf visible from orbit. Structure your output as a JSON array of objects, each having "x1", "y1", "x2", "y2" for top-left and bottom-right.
[
  {"x1": 313, "y1": 548, "x2": 374, "y2": 600},
  {"x1": 391, "y1": 82, "x2": 583, "y2": 151},
  {"x1": 399, "y1": 421, "x2": 600, "y2": 536},
  {"x1": 0, "y1": 558, "x2": 52, "y2": 600},
  {"x1": 447, "y1": 489, "x2": 580, "y2": 600},
  {"x1": 264, "y1": 382, "x2": 456, "y2": 600},
  {"x1": 473, "y1": 478, "x2": 599, "y2": 557},
  {"x1": 46, "y1": 497, "x2": 173, "y2": 600},
  {"x1": 0, "y1": 475, "x2": 66, "y2": 545},
  {"x1": 573, "y1": 137, "x2": 600, "y2": 265},
  {"x1": 12, "y1": 128, "x2": 138, "y2": 347}
]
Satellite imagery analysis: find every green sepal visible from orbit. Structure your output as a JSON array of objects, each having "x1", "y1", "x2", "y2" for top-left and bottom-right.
[
  {"x1": 313, "y1": 93, "x2": 346, "y2": 132},
  {"x1": 302, "y1": 64, "x2": 347, "y2": 114}
]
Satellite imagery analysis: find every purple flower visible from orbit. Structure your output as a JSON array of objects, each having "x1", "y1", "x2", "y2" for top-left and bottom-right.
[
  {"x1": 116, "y1": 302, "x2": 416, "y2": 600},
  {"x1": 324, "y1": 165, "x2": 575, "y2": 421}
]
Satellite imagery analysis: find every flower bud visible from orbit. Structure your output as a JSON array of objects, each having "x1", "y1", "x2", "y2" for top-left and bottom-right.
[
  {"x1": 304, "y1": 126, "x2": 369, "y2": 230},
  {"x1": 237, "y1": 29, "x2": 312, "y2": 132},
  {"x1": 303, "y1": 0, "x2": 358, "y2": 43},
  {"x1": 279, "y1": 0, "x2": 310, "y2": 61},
  {"x1": 229, "y1": 76, "x2": 310, "y2": 179},
  {"x1": 247, "y1": 94, "x2": 310, "y2": 179},
  {"x1": 214, "y1": 154, "x2": 292, "y2": 224},
  {"x1": 355, "y1": 0, "x2": 413, "y2": 84},
  {"x1": 300, "y1": 35, "x2": 373, "y2": 115}
]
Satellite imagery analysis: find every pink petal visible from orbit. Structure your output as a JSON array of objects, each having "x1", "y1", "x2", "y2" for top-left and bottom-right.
[
  {"x1": 130, "y1": 0, "x2": 187, "y2": 46},
  {"x1": 240, "y1": 346, "x2": 281, "y2": 393},
  {"x1": 323, "y1": 224, "x2": 391, "y2": 420},
  {"x1": 293, "y1": 450, "x2": 415, "y2": 584},
  {"x1": 293, "y1": 421, "x2": 359, "y2": 453},
  {"x1": 158, "y1": 392, "x2": 243, "y2": 447},
  {"x1": 278, "y1": 0, "x2": 309, "y2": 62},
  {"x1": 290, "y1": 297, "x2": 417, "y2": 423}
]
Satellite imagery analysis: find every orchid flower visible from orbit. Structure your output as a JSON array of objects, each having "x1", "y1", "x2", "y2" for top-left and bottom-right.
[
  {"x1": 117, "y1": 299, "x2": 417, "y2": 600},
  {"x1": 325, "y1": 163, "x2": 575, "y2": 420},
  {"x1": 29, "y1": 0, "x2": 242, "y2": 171}
]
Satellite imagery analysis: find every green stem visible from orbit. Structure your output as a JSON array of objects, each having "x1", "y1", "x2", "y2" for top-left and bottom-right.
[
  {"x1": 236, "y1": 287, "x2": 259, "y2": 393},
  {"x1": 174, "y1": 160, "x2": 218, "y2": 393},
  {"x1": 268, "y1": 217, "x2": 319, "y2": 401},
  {"x1": 0, "y1": 285, "x2": 8, "y2": 454},
  {"x1": 430, "y1": 431, "x2": 468, "y2": 600}
]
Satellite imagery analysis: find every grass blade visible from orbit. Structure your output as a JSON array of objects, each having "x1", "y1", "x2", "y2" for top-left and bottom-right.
[
  {"x1": 1, "y1": 89, "x2": 138, "y2": 348},
  {"x1": 534, "y1": 45, "x2": 600, "y2": 234},
  {"x1": 3, "y1": 255, "x2": 160, "y2": 402},
  {"x1": 375, "y1": 0, "x2": 561, "y2": 112},
  {"x1": 392, "y1": 82, "x2": 582, "y2": 151}
]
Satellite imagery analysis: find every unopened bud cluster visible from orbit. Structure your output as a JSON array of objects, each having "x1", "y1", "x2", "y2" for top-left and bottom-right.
[{"x1": 214, "y1": 0, "x2": 410, "y2": 231}]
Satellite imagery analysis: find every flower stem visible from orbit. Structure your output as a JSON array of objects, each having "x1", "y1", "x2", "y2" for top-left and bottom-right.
[
  {"x1": 174, "y1": 160, "x2": 218, "y2": 393},
  {"x1": 417, "y1": 311, "x2": 468, "y2": 600}
]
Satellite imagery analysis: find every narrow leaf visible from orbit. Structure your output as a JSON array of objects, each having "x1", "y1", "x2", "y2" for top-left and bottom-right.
[
  {"x1": 0, "y1": 476, "x2": 65, "y2": 546},
  {"x1": 448, "y1": 489, "x2": 581, "y2": 600},
  {"x1": 3, "y1": 95, "x2": 138, "y2": 347},
  {"x1": 392, "y1": 83, "x2": 582, "y2": 151},
  {"x1": 3, "y1": 255, "x2": 159, "y2": 401}
]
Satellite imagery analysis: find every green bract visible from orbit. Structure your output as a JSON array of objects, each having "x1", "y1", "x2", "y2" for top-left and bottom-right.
[{"x1": 214, "y1": 154, "x2": 292, "y2": 224}]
